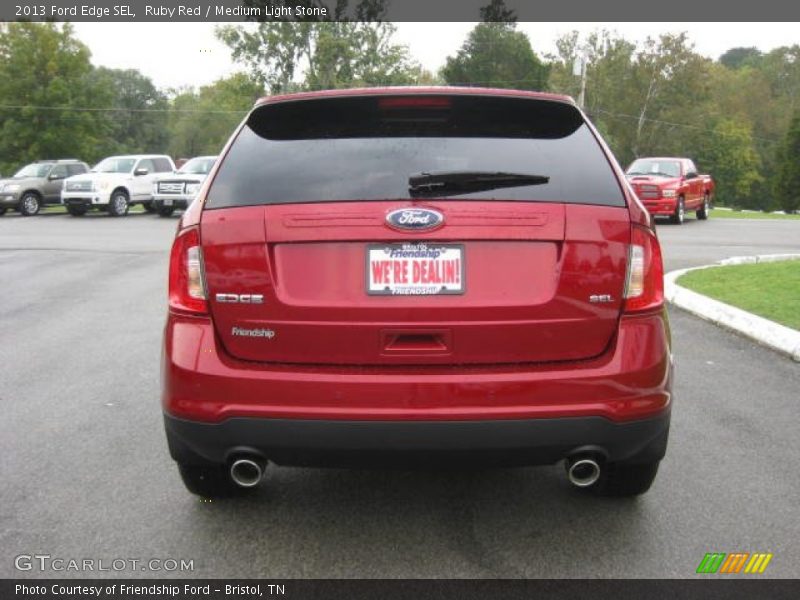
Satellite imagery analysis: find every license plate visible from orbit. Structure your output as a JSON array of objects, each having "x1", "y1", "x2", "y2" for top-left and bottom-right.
[
  {"x1": 163, "y1": 198, "x2": 173, "y2": 206},
  {"x1": 367, "y1": 243, "x2": 465, "y2": 296}
]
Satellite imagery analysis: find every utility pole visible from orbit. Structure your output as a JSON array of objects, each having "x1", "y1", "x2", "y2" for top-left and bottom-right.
[
  {"x1": 578, "y1": 57, "x2": 587, "y2": 109},
  {"x1": 573, "y1": 49, "x2": 589, "y2": 110}
]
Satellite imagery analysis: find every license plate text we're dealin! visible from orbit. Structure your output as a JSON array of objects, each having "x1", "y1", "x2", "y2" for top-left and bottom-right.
[{"x1": 367, "y1": 243, "x2": 465, "y2": 296}]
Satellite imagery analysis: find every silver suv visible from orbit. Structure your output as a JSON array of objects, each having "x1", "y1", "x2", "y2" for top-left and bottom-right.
[{"x1": 0, "y1": 160, "x2": 89, "y2": 216}]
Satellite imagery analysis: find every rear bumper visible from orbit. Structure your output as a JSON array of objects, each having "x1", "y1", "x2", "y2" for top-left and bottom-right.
[
  {"x1": 164, "y1": 411, "x2": 670, "y2": 468},
  {"x1": 163, "y1": 311, "x2": 672, "y2": 423},
  {"x1": 163, "y1": 311, "x2": 672, "y2": 467}
]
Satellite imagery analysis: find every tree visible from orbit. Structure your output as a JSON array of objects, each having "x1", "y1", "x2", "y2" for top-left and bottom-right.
[
  {"x1": 547, "y1": 31, "x2": 712, "y2": 167},
  {"x1": 719, "y1": 47, "x2": 762, "y2": 70},
  {"x1": 217, "y1": 21, "x2": 419, "y2": 93},
  {"x1": 479, "y1": 0, "x2": 517, "y2": 22},
  {"x1": 703, "y1": 119, "x2": 763, "y2": 208},
  {"x1": 0, "y1": 23, "x2": 113, "y2": 173},
  {"x1": 442, "y1": 22, "x2": 549, "y2": 90},
  {"x1": 626, "y1": 34, "x2": 713, "y2": 158},
  {"x1": 166, "y1": 73, "x2": 263, "y2": 158},
  {"x1": 441, "y1": 22, "x2": 549, "y2": 90},
  {"x1": 775, "y1": 110, "x2": 800, "y2": 213},
  {"x1": 90, "y1": 67, "x2": 170, "y2": 156}
]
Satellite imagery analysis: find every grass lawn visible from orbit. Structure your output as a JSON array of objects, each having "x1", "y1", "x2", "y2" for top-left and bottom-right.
[
  {"x1": 709, "y1": 208, "x2": 800, "y2": 220},
  {"x1": 678, "y1": 260, "x2": 800, "y2": 330},
  {"x1": 40, "y1": 205, "x2": 145, "y2": 214}
]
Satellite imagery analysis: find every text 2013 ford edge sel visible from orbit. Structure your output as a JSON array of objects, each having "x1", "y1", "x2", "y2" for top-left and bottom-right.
[{"x1": 162, "y1": 88, "x2": 672, "y2": 498}]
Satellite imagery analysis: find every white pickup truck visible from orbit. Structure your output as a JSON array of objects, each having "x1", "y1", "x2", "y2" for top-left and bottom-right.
[{"x1": 61, "y1": 154, "x2": 175, "y2": 216}]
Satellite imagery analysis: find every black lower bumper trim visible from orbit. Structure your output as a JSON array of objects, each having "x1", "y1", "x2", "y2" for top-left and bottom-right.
[
  {"x1": 164, "y1": 411, "x2": 670, "y2": 468},
  {"x1": 64, "y1": 198, "x2": 92, "y2": 206},
  {"x1": 156, "y1": 199, "x2": 189, "y2": 209}
]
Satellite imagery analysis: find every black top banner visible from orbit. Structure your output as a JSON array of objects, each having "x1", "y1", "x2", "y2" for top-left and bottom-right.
[{"x1": 3, "y1": 0, "x2": 800, "y2": 22}]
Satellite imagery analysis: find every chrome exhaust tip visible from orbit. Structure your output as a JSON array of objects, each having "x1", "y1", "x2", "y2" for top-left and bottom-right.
[
  {"x1": 230, "y1": 458, "x2": 264, "y2": 488},
  {"x1": 566, "y1": 457, "x2": 601, "y2": 488}
]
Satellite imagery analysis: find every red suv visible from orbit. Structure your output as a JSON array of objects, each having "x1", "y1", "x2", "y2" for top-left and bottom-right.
[{"x1": 162, "y1": 88, "x2": 672, "y2": 498}]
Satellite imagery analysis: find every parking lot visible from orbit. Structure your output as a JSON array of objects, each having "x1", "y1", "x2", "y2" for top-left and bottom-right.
[{"x1": 1, "y1": 211, "x2": 799, "y2": 578}]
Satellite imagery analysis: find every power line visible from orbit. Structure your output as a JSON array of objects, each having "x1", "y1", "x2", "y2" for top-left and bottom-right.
[
  {"x1": 592, "y1": 108, "x2": 782, "y2": 145},
  {"x1": 0, "y1": 104, "x2": 248, "y2": 114},
  {"x1": 0, "y1": 93, "x2": 786, "y2": 146}
]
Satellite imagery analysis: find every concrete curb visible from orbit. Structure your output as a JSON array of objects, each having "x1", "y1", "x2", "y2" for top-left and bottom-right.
[{"x1": 665, "y1": 254, "x2": 800, "y2": 362}]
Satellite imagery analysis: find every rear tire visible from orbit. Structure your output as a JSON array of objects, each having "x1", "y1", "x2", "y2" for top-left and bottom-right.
[
  {"x1": 108, "y1": 190, "x2": 129, "y2": 217},
  {"x1": 670, "y1": 197, "x2": 685, "y2": 225},
  {"x1": 696, "y1": 193, "x2": 710, "y2": 220},
  {"x1": 66, "y1": 205, "x2": 88, "y2": 216},
  {"x1": 0, "y1": 207, "x2": 7, "y2": 216},
  {"x1": 592, "y1": 460, "x2": 660, "y2": 497},
  {"x1": 177, "y1": 463, "x2": 247, "y2": 498},
  {"x1": 19, "y1": 192, "x2": 41, "y2": 216}
]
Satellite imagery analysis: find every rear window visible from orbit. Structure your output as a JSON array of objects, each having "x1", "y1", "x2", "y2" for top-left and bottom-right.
[{"x1": 206, "y1": 95, "x2": 625, "y2": 209}]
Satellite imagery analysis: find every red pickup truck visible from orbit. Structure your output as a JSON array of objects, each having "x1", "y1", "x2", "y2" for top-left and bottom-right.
[{"x1": 626, "y1": 157, "x2": 714, "y2": 224}]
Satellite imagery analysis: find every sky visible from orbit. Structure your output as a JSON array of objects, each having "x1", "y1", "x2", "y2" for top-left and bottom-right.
[{"x1": 71, "y1": 22, "x2": 800, "y2": 90}]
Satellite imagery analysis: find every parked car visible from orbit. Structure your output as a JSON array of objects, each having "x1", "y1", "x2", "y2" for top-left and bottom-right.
[
  {"x1": 152, "y1": 156, "x2": 217, "y2": 217},
  {"x1": 626, "y1": 157, "x2": 715, "y2": 224},
  {"x1": 0, "y1": 159, "x2": 89, "y2": 216},
  {"x1": 61, "y1": 154, "x2": 175, "y2": 216},
  {"x1": 162, "y1": 88, "x2": 672, "y2": 498}
]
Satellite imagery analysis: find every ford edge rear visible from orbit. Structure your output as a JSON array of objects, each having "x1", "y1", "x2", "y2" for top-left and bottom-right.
[{"x1": 162, "y1": 88, "x2": 672, "y2": 498}]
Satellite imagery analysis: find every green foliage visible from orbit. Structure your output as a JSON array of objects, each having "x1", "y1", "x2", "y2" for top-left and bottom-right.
[
  {"x1": 217, "y1": 21, "x2": 419, "y2": 93},
  {"x1": 479, "y1": 0, "x2": 517, "y2": 22},
  {"x1": 719, "y1": 47, "x2": 762, "y2": 70},
  {"x1": 549, "y1": 32, "x2": 713, "y2": 167},
  {"x1": 441, "y1": 22, "x2": 549, "y2": 90},
  {"x1": 703, "y1": 119, "x2": 763, "y2": 208},
  {"x1": 547, "y1": 32, "x2": 800, "y2": 210},
  {"x1": 89, "y1": 67, "x2": 170, "y2": 156},
  {"x1": 775, "y1": 110, "x2": 800, "y2": 213},
  {"x1": 166, "y1": 74, "x2": 262, "y2": 158},
  {"x1": 0, "y1": 23, "x2": 113, "y2": 173},
  {"x1": 0, "y1": 23, "x2": 177, "y2": 173}
]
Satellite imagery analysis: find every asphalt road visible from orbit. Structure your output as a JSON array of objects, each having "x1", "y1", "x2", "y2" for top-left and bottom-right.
[{"x1": 1, "y1": 210, "x2": 798, "y2": 579}]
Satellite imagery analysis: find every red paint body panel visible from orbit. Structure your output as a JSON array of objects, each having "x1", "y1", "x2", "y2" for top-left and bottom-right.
[
  {"x1": 256, "y1": 86, "x2": 576, "y2": 108},
  {"x1": 162, "y1": 311, "x2": 671, "y2": 423},
  {"x1": 199, "y1": 202, "x2": 631, "y2": 365}
]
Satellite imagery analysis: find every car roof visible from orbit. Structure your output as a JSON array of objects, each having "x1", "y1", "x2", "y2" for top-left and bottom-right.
[
  {"x1": 35, "y1": 159, "x2": 84, "y2": 163},
  {"x1": 254, "y1": 86, "x2": 576, "y2": 108},
  {"x1": 101, "y1": 154, "x2": 172, "y2": 160},
  {"x1": 632, "y1": 157, "x2": 686, "y2": 162}
]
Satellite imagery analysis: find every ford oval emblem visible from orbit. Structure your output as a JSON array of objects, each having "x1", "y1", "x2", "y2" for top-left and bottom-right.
[{"x1": 385, "y1": 208, "x2": 444, "y2": 232}]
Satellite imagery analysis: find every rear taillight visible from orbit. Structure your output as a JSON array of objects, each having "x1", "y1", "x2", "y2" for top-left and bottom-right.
[
  {"x1": 168, "y1": 227, "x2": 207, "y2": 315},
  {"x1": 624, "y1": 224, "x2": 664, "y2": 313}
]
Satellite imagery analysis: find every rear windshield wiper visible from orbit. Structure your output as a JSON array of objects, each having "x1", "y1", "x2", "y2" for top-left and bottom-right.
[{"x1": 408, "y1": 171, "x2": 550, "y2": 197}]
